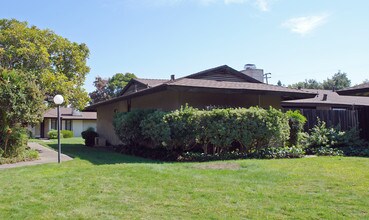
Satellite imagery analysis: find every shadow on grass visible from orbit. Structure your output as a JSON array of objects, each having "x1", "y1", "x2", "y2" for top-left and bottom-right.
[{"x1": 47, "y1": 143, "x2": 164, "y2": 165}]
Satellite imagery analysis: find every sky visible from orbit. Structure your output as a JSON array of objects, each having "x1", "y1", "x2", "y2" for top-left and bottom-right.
[{"x1": 1, "y1": 0, "x2": 368, "y2": 92}]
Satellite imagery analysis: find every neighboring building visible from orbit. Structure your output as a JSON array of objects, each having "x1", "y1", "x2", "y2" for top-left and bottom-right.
[
  {"x1": 337, "y1": 83, "x2": 369, "y2": 96},
  {"x1": 29, "y1": 107, "x2": 97, "y2": 138},
  {"x1": 85, "y1": 65, "x2": 315, "y2": 145},
  {"x1": 282, "y1": 89, "x2": 369, "y2": 110}
]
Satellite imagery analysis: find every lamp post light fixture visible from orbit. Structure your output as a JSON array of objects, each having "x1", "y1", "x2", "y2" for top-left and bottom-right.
[{"x1": 53, "y1": 94, "x2": 64, "y2": 163}]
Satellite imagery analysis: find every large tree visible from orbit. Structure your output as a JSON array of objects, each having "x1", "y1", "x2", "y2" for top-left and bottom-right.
[
  {"x1": 289, "y1": 79, "x2": 323, "y2": 90},
  {"x1": 89, "y1": 73, "x2": 136, "y2": 104},
  {"x1": 322, "y1": 71, "x2": 351, "y2": 90},
  {"x1": 0, "y1": 19, "x2": 90, "y2": 109}
]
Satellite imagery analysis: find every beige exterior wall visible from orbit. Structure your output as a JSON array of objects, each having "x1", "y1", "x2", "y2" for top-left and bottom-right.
[
  {"x1": 96, "y1": 89, "x2": 283, "y2": 146},
  {"x1": 96, "y1": 101, "x2": 128, "y2": 145}
]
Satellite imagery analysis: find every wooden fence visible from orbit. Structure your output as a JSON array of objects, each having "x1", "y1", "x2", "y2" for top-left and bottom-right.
[
  {"x1": 289, "y1": 109, "x2": 359, "y2": 131},
  {"x1": 358, "y1": 107, "x2": 369, "y2": 141}
]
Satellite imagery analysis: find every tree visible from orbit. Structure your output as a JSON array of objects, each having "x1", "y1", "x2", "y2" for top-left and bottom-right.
[
  {"x1": 89, "y1": 72, "x2": 137, "y2": 104},
  {"x1": 0, "y1": 19, "x2": 90, "y2": 109},
  {"x1": 277, "y1": 80, "x2": 282, "y2": 86},
  {"x1": 289, "y1": 79, "x2": 323, "y2": 90},
  {"x1": 89, "y1": 77, "x2": 111, "y2": 104},
  {"x1": 107, "y1": 73, "x2": 137, "y2": 96},
  {"x1": 0, "y1": 69, "x2": 45, "y2": 156},
  {"x1": 322, "y1": 70, "x2": 351, "y2": 90}
]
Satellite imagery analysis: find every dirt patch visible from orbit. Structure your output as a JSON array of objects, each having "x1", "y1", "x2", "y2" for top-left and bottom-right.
[{"x1": 194, "y1": 163, "x2": 241, "y2": 170}]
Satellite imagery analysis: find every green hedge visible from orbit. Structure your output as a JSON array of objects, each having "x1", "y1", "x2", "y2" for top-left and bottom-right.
[
  {"x1": 114, "y1": 106, "x2": 291, "y2": 155},
  {"x1": 61, "y1": 130, "x2": 74, "y2": 138},
  {"x1": 48, "y1": 130, "x2": 62, "y2": 139}
]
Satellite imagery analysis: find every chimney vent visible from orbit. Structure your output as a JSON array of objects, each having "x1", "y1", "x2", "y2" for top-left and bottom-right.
[
  {"x1": 170, "y1": 74, "x2": 175, "y2": 81},
  {"x1": 322, "y1": 94, "x2": 328, "y2": 101}
]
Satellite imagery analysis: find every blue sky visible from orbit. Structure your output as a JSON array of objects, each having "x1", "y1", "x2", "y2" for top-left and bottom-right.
[{"x1": 1, "y1": 0, "x2": 368, "y2": 92}]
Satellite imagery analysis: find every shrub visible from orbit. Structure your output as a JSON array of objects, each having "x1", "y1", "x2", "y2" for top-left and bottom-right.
[
  {"x1": 81, "y1": 127, "x2": 98, "y2": 147},
  {"x1": 304, "y1": 119, "x2": 368, "y2": 156},
  {"x1": 2, "y1": 126, "x2": 29, "y2": 158},
  {"x1": 113, "y1": 109, "x2": 155, "y2": 147},
  {"x1": 48, "y1": 130, "x2": 62, "y2": 139},
  {"x1": 113, "y1": 106, "x2": 291, "y2": 156},
  {"x1": 61, "y1": 130, "x2": 74, "y2": 138},
  {"x1": 286, "y1": 110, "x2": 307, "y2": 146},
  {"x1": 0, "y1": 148, "x2": 39, "y2": 164},
  {"x1": 140, "y1": 110, "x2": 171, "y2": 148},
  {"x1": 163, "y1": 105, "x2": 201, "y2": 151},
  {"x1": 250, "y1": 146, "x2": 305, "y2": 159}
]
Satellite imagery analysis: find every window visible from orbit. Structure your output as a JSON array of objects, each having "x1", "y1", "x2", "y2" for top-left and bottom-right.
[
  {"x1": 65, "y1": 120, "x2": 72, "y2": 131},
  {"x1": 51, "y1": 119, "x2": 57, "y2": 130}
]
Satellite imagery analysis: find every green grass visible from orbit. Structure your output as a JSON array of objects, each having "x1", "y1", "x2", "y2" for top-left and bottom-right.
[{"x1": 1, "y1": 138, "x2": 368, "y2": 219}]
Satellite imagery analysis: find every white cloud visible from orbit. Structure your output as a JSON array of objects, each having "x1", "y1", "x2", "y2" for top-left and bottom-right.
[
  {"x1": 255, "y1": 0, "x2": 269, "y2": 11},
  {"x1": 282, "y1": 14, "x2": 329, "y2": 35}
]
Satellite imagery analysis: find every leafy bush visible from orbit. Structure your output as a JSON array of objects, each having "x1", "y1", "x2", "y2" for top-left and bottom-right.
[
  {"x1": 113, "y1": 106, "x2": 290, "y2": 156},
  {"x1": 286, "y1": 110, "x2": 307, "y2": 146},
  {"x1": 48, "y1": 130, "x2": 63, "y2": 139},
  {"x1": 250, "y1": 146, "x2": 305, "y2": 159},
  {"x1": 0, "y1": 148, "x2": 39, "y2": 164},
  {"x1": 1, "y1": 126, "x2": 29, "y2": 158},
  {"x1": 304, "y1": 119, "x2": 367, "y2": 156},
  {"x1": 113, "y1": 109, "x2": 155, "y2": 147},
  {"x1": 81, "y1": 127, "x2": 98, "y2": 147},
  {"x1": 140, "y1": 110, "x2": 171, "y2": 148},
  {"x1": 61, "y1": 130, "x2": 74, "y2": 138},
  {"x1": 164, "y1": 105, "x2": 201, "y2": 151}
]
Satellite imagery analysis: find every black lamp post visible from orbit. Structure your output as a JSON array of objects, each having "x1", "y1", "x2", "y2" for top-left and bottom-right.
[{"x1": 53, "y1": 94, "x2": 64, "y2": 163}]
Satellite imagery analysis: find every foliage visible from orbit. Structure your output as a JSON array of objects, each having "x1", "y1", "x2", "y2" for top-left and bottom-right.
[
  {"x1": 0, "y1": 69, "x2": 44, "y2": 157},
  {"x1": 322, "y1": 70, "x2": 351, "y2": 90},
  {"x1": 113, "y1": 109, "x2": 155, "y2": 147},
  {"x1": 140, "y1": 110, "x2": 171, "y2": 148},
  {"x1": 303, "y1": 119, "x2": 367, "y2": 156},
  {"x1": 61, "y1": 130, "x2": 74, "y2": 138},
  {"x1": 107, "y1": 72, "x2": 137, "y2": 96},
  {"x1": 250, "y1": 146, "x2": 305, "y2": 159},
  {"x1": 0, "y1": 148, "x2": 39, "y2": 164},
  {"x1": 286, "y1": 110, "x2": 307, "y2": 146},
  {"x1": 0, "y1": 19, "x2": 90, "y2": 109},
  {"x1": 289, "y1": 79, "x2": 323, "y2": 89},
  {"x1": 288, "y1": 70, "x2": 351, "y2": 90},
  {"x1": 89, "y1": 73, "x2": 137, "y2": 104},
  {"x1": 81, "y1": 127, "x2": 98, "y2": 147},
  {"x1": 113, "y1": 106, "x2": 290, "y2": 156},
  {"x1": 48, "y1": 130, "x2": 63, "y2": 139},
  {"x1": 88, "y1": 76, "x2": 111, "y2": 104},
  {"x1": 309, "y1": 146, "x2": 343, "y2": 156}
]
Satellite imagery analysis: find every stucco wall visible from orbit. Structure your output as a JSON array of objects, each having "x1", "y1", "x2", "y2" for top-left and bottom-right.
[
  {"x1": 72, "y1": 120, "x2": 84, "y2": 137},
  {"x1": 96, "y1": 101, "x2": 128, "y2": 145}
]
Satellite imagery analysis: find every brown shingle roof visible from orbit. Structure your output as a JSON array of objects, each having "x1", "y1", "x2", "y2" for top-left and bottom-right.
[
  {"x1": 44, "y1": 107, "x2": 97, "y2": 120},
  {"x1": 167, "y1": 78, "x2": 316, "y2": 95},
  {"x1": 282, "y1": 89, "x2": 369, "y2": 107},
  {"x1": 134, "y1": 78, "x2": 169, "y2": 87},
  {"x1": 338, "y1": 83, "x2": 369, "y2": 96}
]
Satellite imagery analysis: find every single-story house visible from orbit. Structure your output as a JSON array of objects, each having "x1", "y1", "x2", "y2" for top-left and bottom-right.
[
  {"x1": 282, "y1": 89, "x2": 369, "y2": 110},
  {"x1": 85, "y1": 65, "x2": 316, "y2": 145},
  {"x1": 337, "y1": 83, "x2": 369, "y2": 96},
  {"x1": 29, "y1": 107, "x2": 97, "y2": 138}
]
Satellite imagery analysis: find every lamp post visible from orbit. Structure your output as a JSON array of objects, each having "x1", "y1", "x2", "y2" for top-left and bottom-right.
[{"x1": 53, "y1": 94, "x2": 64, "y2": 163}]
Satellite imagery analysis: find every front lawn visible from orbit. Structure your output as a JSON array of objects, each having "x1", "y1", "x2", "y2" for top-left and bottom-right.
[{"x1": 0, "y1": 138, "x2": 368, "y2": 219}]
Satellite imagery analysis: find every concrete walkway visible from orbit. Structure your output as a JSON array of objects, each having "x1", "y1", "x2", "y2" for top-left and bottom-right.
[{"x1": 0, "y1": 142, "x2": 73, "y2": 170}]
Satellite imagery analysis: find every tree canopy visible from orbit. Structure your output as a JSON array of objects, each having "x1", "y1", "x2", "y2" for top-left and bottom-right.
[
  {"x1": 288, "y1": 71, "x2": 351, "y2": 90},
  {"x1": 89, "y1": 72, "x2": 137, "y2": 104},
  {"x1": 0, "y1": 19, "x2": 90, "y2": 109}
]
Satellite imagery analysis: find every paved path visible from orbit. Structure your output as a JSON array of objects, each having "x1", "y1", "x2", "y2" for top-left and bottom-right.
[{"x1": 0, "y1": 142, "x2": 73, "y2": 170}]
